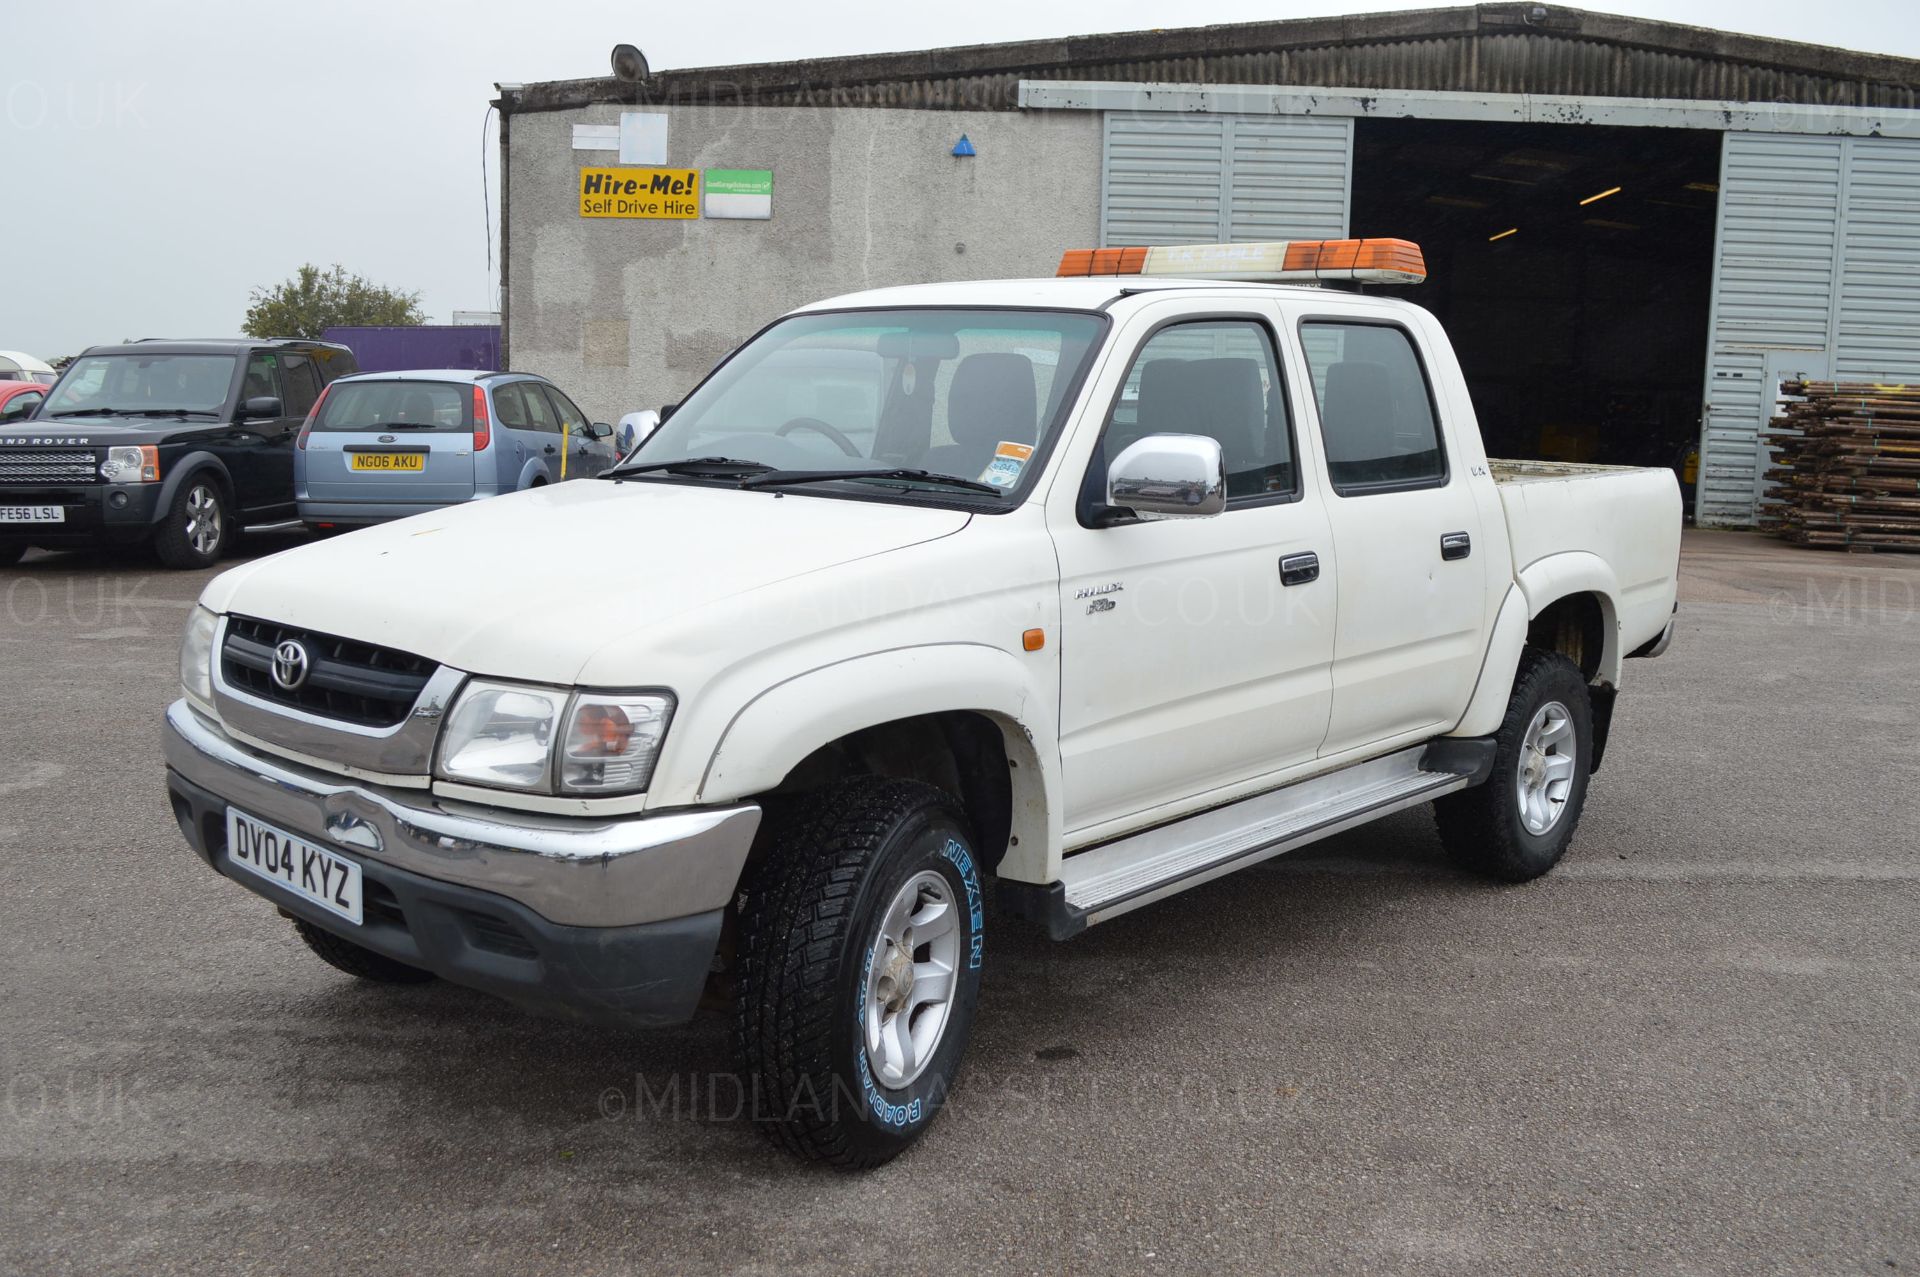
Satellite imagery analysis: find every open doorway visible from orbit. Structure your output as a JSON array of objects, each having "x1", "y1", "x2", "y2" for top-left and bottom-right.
[{"x1": 1350, "y1": 118, "x2": 1720, "y2": 483}]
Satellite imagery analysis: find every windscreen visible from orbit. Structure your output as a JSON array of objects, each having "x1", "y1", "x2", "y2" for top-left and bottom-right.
[
  {"x1": 630, "y1": 308, "x2": 1107, "y2": 500},
  {"x1": 316, "y1": 381, "x2": 471, "y2": 432},
  {"x1": 41, "y1": 354, "x2": 236, "y2": 417}
]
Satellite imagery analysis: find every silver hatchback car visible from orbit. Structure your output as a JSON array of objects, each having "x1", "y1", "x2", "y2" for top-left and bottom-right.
[{"x1": 295, "y1": 370, "x2": 618, "y2": 528}]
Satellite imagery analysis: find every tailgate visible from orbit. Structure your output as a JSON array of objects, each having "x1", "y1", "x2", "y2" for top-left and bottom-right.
[{"x1": 304, "y1": 380, "x2": 476, "y2": 502}]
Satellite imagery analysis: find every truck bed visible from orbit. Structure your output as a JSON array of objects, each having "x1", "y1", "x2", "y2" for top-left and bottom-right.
[{"x1": 1489, "y1": 458, "x2": 1683, "y2": 663}]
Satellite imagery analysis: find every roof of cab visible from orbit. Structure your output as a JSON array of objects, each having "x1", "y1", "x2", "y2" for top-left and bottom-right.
[
  {"x1": 332, "y1": 368, "x2": 527, "y2": 384},
  {"x1": 789, "y1": 276, "x2": 1407, "y2": 315},
  {"x1": 77, "y1": 338, "x2": 352, "y2": 358}
]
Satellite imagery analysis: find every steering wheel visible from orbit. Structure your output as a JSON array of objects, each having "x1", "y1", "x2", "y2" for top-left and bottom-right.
[{"x1": 773, "y1": 416, "x2": 860, "y2": 457}]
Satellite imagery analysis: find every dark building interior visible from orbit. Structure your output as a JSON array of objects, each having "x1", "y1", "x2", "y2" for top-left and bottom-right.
[{"x1": 1350, "y1": 118, "x2": 1722, "y2": 473}]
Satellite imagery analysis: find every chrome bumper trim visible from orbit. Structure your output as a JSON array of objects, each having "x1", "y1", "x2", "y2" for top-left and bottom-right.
[{"x1": 164, "y1": 700, "x2": 759, "y2": 928}]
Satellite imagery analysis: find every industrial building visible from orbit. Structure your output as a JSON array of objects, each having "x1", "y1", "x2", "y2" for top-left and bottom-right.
[{"x1": 496, "y1": 4, "x2": 1920, "y2": 526}]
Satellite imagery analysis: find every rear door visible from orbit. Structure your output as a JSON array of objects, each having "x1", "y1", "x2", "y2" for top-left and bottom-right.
[
  {"x1": 492, "y1": 382, "x2": 563, "y2": 484},
  {"x1": 301, "y1": 379, "x2": 477, "y2": 505},
  {"x1": 1294, "y1": 314, "x2": 1494, "y2": 755}
]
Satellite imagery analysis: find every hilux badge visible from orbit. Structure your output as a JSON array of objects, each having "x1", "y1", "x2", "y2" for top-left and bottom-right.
[{"x1": 271, "y1": 640, "x2": 311, "y2": 691}]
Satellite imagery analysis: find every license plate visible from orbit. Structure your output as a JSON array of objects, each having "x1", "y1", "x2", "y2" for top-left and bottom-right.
[
  {"x1": 348, "y1": 453, "x2": 426, "y2": 472},
  {"x1": 0, "y1": 505, "x2": 64, "y2": 523},
  {"x1": 224, "y1": 809, "x2": 363, "y2": 925}
]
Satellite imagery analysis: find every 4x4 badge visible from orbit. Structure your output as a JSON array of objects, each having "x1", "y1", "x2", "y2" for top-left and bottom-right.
[{"x1": 271, "y1": 640, "x2": 311, "y2": 692}]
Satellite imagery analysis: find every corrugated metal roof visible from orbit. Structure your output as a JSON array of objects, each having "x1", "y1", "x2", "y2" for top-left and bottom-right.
[{"x1": 502, "y1": 4, "x2": 1920, "y2": 116}]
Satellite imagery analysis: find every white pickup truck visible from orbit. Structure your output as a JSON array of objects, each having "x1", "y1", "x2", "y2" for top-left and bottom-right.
[{"x1": 163, "y1": 239, "x2": 1680, "y2": 1168}]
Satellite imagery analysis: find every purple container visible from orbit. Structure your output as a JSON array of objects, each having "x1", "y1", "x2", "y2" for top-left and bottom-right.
[{"x1": 320, "y1": 325, "x2": 501, "y2": 374}]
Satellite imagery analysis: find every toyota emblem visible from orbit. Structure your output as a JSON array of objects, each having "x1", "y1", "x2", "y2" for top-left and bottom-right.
[{"x1": 271, "y1": 639, "x2": 311, "y2": 691}]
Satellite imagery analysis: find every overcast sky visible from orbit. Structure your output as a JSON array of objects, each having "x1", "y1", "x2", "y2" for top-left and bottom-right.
[{"x1": 5, "y1": 0, "x2": 1915, "y2": 358}]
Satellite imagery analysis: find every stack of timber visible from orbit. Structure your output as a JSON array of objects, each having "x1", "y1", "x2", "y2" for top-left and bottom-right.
[{"x1": 1762, "y1": 380, "x2": 1920, "y2": 553}]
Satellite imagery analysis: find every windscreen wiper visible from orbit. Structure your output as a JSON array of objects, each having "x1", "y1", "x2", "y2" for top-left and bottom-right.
[
  {"x1": 605, "y1": 455, "x2": 774, "y2": 479},
  {"x1": 740, "y1": 468, "x2": 1004, "y2": 496},
  {"x1": 45, "y1": 409, "x2": 118, "y2": 418},
  {"x1": 126, "y1": 408, "x2": 220, "y2": 419}
]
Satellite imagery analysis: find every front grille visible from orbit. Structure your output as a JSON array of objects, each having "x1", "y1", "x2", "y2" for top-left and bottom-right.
[
  {"x1": 0, "y1": 449, "x2": 99, "y2": 484},
  {"x1": 222, "y1": 616, "x2": 436, "y2": 728}
]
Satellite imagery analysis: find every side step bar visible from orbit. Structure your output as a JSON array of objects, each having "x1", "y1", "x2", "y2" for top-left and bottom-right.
[{"x1": 1001, "y1": 738, "x2": 1496, "y2": 940}]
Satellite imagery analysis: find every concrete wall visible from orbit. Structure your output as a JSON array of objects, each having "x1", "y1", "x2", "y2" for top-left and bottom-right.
[{"x1": 504, "y1": 105, "x2": 1102, "y2": 423}]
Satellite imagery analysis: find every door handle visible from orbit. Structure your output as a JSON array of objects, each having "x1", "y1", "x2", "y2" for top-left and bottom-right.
[
  {"x1": 1279, "y1": 551, "x2": 1320, "y2": 586},
  {"x1": 1441, "y1": 531, "x2": 1472, "y2": 561},
  {"x1": 544, "y1": 444, "x2": 557, "y2": 455}
]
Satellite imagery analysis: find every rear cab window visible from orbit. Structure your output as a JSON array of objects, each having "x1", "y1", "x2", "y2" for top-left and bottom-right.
[
  {"x1": 1299, "y1": 321, "x2": 1447, "y2": 494},
  {"x1": 316, "y1": 381, "x2": 473, "y2": 432}
]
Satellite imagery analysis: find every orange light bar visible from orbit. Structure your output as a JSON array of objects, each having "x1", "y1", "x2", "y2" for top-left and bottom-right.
[{"x1": 1055, "y1": 238, "x2": 1426, "y2": 285}]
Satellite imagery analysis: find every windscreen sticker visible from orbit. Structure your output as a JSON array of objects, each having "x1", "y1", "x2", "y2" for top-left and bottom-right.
[{"x1": 979, "y1": 441, "x2": 1034, "y2": 489}]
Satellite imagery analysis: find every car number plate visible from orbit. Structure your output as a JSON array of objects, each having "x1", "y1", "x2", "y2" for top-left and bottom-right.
[
  {"x1": 348, "y1": 453, "x2": 426, "y2": 472},
  {"x1": 0, "y1": 505, "x2": 64, "y2": 523},
  {"x1": 224, "y1": 808, "x2": 363, "y2": 925}
]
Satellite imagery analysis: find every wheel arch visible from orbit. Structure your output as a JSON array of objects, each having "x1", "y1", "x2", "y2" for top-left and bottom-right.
[
  {"x1": 1451, "y1": 555, "x2": 1622, "y2": 739},
  {"x1": 695, "y1": 644, "x2": 1060, "y2": 885},
  {"x1": 157, "y1": 451, "x2": 236, "y2": 514}
]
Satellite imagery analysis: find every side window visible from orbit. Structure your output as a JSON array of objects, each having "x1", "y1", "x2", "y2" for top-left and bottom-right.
[
  {"x1": 1300, "y1": 322, "x2": 1445, "y2": 493},
  {"x1": 519, "y1": 383, "x2": 559, "y2": 434},
  {"x1": 492, "y1": 383, "x2": 531, "y2": 429},
  {"x1": 242, "y1": 353, "x2": 281, "y2": 408},
  {"x1": 541, "y1": 386, "x2": 589, "y2": 435},
  {"x1": 1103, "y1": 319, "x2": 1296, "y2": 501},
  {"x1": 311, "y1": 346, "x2": 357, "y2": 383},
  {"x1": 279, "y1": 353, "x2": 322, "y2": 417}
]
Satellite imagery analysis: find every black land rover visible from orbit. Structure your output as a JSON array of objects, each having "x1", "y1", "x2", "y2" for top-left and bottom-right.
[{"x1": 0, "y1": 338, "x2": 358, "y2": 569}]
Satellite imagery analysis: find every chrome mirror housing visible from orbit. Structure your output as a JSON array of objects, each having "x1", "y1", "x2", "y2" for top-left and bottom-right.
[
  {"x1": 1106, "y1": 433, "x2": 1227, "y2": 520},
  {"x1": 617, "y1": 408, "x2": 663, "y2": 460}
]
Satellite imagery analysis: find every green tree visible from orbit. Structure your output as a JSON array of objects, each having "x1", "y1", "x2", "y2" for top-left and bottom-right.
[{"x1": 242, "y1": 264, "x2": 426, "y2": 339}]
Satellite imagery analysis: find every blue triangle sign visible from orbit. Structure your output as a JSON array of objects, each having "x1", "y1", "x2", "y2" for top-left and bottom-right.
[{"x1": 952, "y1": 135, "x2": 976, "y2": 157}]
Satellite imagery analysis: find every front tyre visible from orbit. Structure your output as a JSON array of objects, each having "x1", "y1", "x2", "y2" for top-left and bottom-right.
[
  {"x1": 733, "y1": 778, "x2": 985, "y2": 1169},
  {"x1": 292, "y1": 919, "x2": 435, "y2": 984},
  {"x1": 1434, "y1": 647, "x2": 1594, "y2": 882},
  {"x1": 154, "y1": 476, "x2": 229, "y2": 569}
]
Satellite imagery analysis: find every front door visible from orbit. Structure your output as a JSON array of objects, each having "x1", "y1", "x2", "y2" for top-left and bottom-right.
[
  {"x1": 1297, "y1": 318, "x2": 1490, "y2": 754},
  {"x1": 1053, "y1": 314, "x2": 1337, "y2": 836}
]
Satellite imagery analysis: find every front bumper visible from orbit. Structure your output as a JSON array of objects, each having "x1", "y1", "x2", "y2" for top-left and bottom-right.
[
  {"x1": 163, "y1": 699, "x2": 761, "y2": 1026},
  {"x1": 0, "y1": 483, "x2": 163, "y2": 545}
]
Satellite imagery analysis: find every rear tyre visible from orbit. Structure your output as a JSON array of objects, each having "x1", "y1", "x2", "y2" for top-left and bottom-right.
[
  {"x1": 153, "y1": 476, "x2": 229, "y2": 569},
  {"x1": 292, "y1": 919, "x2": 436, "y2": 984},
  {"x1": 733, "y1": 778, "x2": 986, "y2": 1169},
  {"x1": 0, "y1": 544, "x2": 24, "y2": 567},
  {"x1": 1434, "y1": 647, "x2": 1593, "y2": 883}
]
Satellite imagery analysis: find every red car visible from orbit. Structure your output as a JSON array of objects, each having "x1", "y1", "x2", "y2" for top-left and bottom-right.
[{"x1": 0, "y1": 379, "x2": 48, "y2": 425}]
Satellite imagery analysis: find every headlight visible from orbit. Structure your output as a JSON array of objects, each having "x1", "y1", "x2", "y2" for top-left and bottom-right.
[
  {"x1": 559, "y1": 693, "x2": 673, "y2": 795},
  {"x1": 435, "y1": 681, "x2": 570, "y2": 792},
  {"x1": 100, "y1": 445, "x2": 160, "y2": 484},
  {"x1": 434, "y1": 681, "x2": 674, "y2": 796},
  {"x1": 180, "y1": 605, "x2": 217, "y2": 706}
]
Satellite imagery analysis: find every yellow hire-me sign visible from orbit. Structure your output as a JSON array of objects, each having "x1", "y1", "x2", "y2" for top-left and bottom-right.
[{"x1": 579, "y1": 167, "x2": 700, "y2": 219}]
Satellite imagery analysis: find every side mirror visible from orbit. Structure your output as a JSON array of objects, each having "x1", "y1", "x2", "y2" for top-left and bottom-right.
[
  {"x1": 241, "y1": 396, "x2": 283, "y2": 419},
  {"x1": 617, "y1": 408, "x2": 663, "y2": 459},
  {"x1": 1106, "y1": 433, "x2": 1226, "y2": 521},
  {"x1": 588, "y1": 421, "x2": 613, "y2": 440}
]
